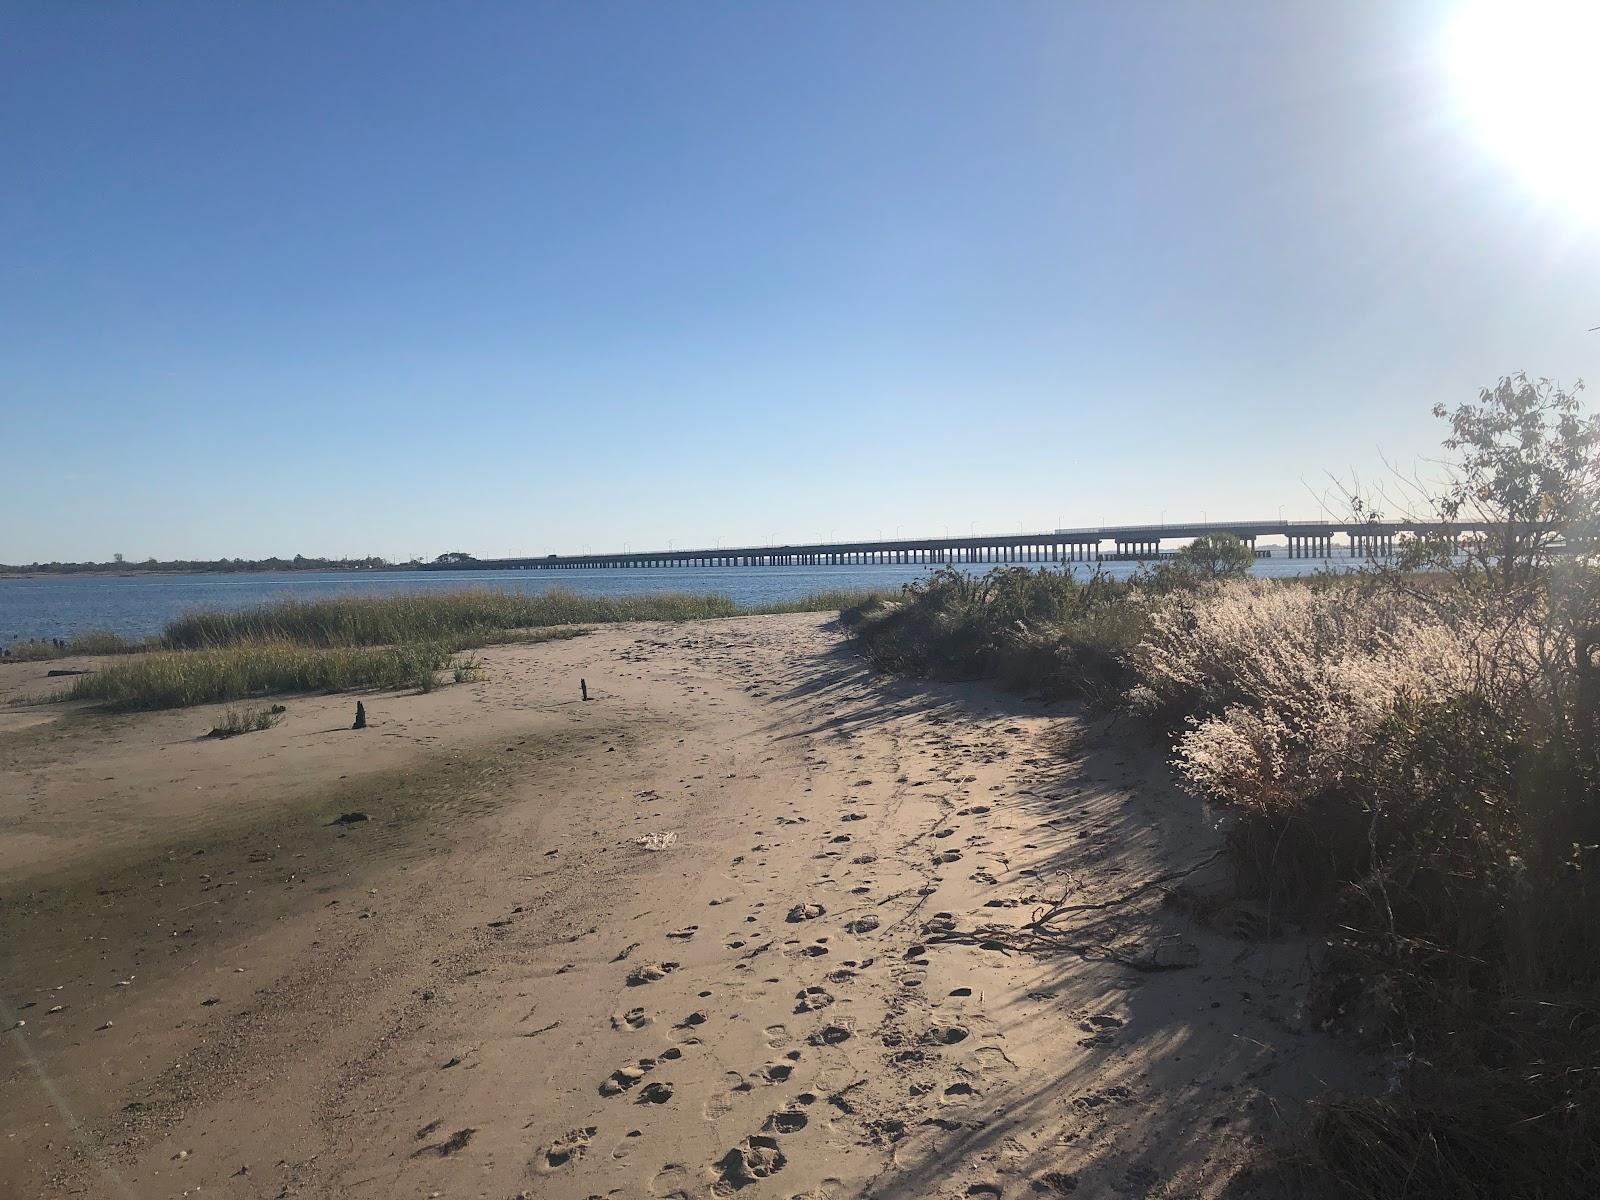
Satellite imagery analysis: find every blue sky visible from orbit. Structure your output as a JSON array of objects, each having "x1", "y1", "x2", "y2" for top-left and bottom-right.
[{"x1": 3, "y1": 1, "x2": 1595, "y2": 562}]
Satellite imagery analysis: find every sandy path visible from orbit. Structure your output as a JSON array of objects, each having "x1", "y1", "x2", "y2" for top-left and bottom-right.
[{"x1": 1, "y1": 614, "x2": 1367, "y2": 1199}]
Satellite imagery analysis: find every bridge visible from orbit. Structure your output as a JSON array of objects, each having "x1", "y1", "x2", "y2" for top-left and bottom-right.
[{"x1": 419, "y1": 519, "x2": 1500, "y2": 572}]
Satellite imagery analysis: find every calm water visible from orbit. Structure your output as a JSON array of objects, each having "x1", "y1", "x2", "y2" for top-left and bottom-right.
[{"x1": 0, "y1": 555, "x2": 1361, "y2": 644}]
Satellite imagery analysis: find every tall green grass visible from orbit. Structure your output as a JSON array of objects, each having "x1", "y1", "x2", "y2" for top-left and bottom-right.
[
  {"x1": 159, "y1": 586, "x2": 891, "y2": 649},
  {"x1": 2, "y1": 630, "x2": 142, "y2": 662},
  {"x1": 66, "y1": 642, "x2": 460, "y2": 711}
]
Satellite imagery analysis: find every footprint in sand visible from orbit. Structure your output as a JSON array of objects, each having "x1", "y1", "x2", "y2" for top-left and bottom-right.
[
  {"x1": 760, "y1": 1059, "x2": 796, "y2": 1083},
  {"x1": 611, "y1": 1129, "x2": 644, "y2": 1161},
  {"x1": 794, "y1": 986, "x2": 834, "y2": 1013},
  {"x1": 971, "y1": 1044, "x2": 1019, "y2": 1076},
  {"x1": 702, "y1": 1071, "x2": 750, "y2": 1120},
  {"x1": 713, "y1": 1135, "x2": 787, "y2": 1189},
  {"x1": 627, "y1": 962, "x2": 681, "y2": 986},
  {"x1": 764, "y1": 1023, "x2": 791, "y2": 1048},
  {"x1": 762, "y1": 1108, "x2": 809, "y2": 1133},
  {"x1": 807, "y1": 1023, "x2": 853, "y2": 1046},
  {"x1": 601, "y1": 1060, "x2": 654, "y2": 1096},
  {"x1": 613, "y1": 1007, "x2": 652, "y2": 1031},
  {"x1": 666, "y1": 925, "x2": 699, "y2": 940},
  {"x1": 844, "y1": 915, "x2": 880, "y2": 934},
  {"x1": 651, "y1": 1163, "x2": 692, "y2": 1197},
  {"x1": 941, "y1": 1080, "x2": 980, "y2": 1105},
  {"x1": 787, "y1": 903, "x2": 826, "y2": 923},
  {"x1": 540, "y1": 1126, "x2": 598, "y2": 1170},
  {"x1": 638, "y1": 1081, "x2": 674, "y2": 1104}
]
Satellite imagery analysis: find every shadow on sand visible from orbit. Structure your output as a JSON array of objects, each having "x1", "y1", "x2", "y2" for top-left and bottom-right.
[{"x1": 774, "y1": 638, "x2": 1361, "y2": 1199}]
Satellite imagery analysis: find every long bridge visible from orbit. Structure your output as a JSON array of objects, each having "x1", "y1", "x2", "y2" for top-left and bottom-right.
[{"x1": 420, "y1": 519, "x2": 1500, "y2": 572}]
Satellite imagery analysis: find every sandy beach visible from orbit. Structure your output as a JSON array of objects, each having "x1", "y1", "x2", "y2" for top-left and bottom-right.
[{"x1": 1, "y1": 613, "x2": 1366, "y2": 1199}]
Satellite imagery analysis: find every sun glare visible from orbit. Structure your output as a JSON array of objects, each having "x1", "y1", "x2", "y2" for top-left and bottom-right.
[{"x1": 1447, "y1": 0, "x2": 1600, "y2": 221}]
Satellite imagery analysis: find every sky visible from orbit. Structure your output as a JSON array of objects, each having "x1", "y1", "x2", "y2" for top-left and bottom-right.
[{"x1": 3, "y1": 1, "x2": 1596, "y2": 563}]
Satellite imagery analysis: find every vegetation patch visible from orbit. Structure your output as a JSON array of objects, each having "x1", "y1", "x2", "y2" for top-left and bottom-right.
[
  {"x1": 158, "y1": 586, "x2": 891, "y2": 651},
  {"x1": 843, "y1": 376, "x2": 1600, "y2": 1198},
  {"x1": 1, "y1": 630, "x2": 142, "y2": 662},
  {"x1": 844, "y1": 534, "x2": 1261, "y2": 705},
  {"x1": 206, "y1": 703, "x2": 286, "y2": 738},
  {"x1": 64, "y1": 642, "x2": 467, "y2": 711}
]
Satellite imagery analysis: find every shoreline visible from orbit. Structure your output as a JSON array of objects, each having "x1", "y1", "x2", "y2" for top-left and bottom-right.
[{"x1": 0, "y1": 566, "x2": 421, "y2": 580}]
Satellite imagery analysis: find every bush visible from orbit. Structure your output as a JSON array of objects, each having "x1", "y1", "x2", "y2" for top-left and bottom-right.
[
  {"x1": 849, "y1": 567, "x2": 1144, "y2": 703},
  {"x1": 1147, "y1": 375, "x2": 1600, "y2": 1197},
  {"x1": 1142, "y1": 531, "x2": 1256, "y2": 592},
  {"x1": 1134, "y1": 579, "x2": 1479, "y2": 814}
]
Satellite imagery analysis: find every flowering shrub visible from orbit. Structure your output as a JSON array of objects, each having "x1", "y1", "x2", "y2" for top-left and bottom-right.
[{"x1": 1134, "y1": 580, "x2": 1480, "y2": 812}]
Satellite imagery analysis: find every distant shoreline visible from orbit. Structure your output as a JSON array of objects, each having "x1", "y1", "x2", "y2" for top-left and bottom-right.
[{"x1": 0, "y1": 565, "x2": 421, "y2": 580}]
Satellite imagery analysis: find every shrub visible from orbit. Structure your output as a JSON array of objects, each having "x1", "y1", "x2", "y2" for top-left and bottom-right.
[
  {"x1": 1142, "y1": 531, "x2": 1256, "y2": 592},
  {"x1": 1135, "y1": 579, "x2": 1479, "y2": 813},
  {"x1": 208, "y1": 704, "x2": 286, "y2": 737},
  {"x1": 849, "y1": 567, "x2": 1143, "y2": 702}
]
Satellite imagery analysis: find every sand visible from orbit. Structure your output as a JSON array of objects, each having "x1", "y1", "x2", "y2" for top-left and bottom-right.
[{"x1": 0, "y1": 613, "x2": 1369, "y2": 1199}]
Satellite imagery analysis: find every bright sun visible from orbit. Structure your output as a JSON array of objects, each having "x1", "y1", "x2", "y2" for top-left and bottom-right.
[{"x1": 1447, "y1": 0, "x2": 1600, "y2": 221}]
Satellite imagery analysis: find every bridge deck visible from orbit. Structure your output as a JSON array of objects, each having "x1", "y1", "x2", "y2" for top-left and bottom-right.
[{"x1": 421, "y1": 520, "x2": 1499, "y2": 571}]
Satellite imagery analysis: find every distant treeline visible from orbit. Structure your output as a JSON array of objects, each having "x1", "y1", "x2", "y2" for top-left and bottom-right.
[{"x1": 0, "y1": 555, "x2": 415, "y2": 576}]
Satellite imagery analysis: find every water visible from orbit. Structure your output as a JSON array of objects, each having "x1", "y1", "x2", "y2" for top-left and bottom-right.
[{"x1": 0, "y1": 555, "x2": 1361, "y2": 644}]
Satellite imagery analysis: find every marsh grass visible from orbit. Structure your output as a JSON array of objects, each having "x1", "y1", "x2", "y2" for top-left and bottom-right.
[
  {"x1": 36, "y1": 585, "x2": 883, "y2": 711},
  {"x1": 2, "y1": 630, "x2": 142, "y2": 662},
  {"x1": 158, "y1": 586, "x2": 895, "y2": 650},
  {"x1": 66, "y1": 641, "x2": 461, "y2": 711},
  {"x1": 160, "y1": 588, "x2": 745, "y2": 649}
]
